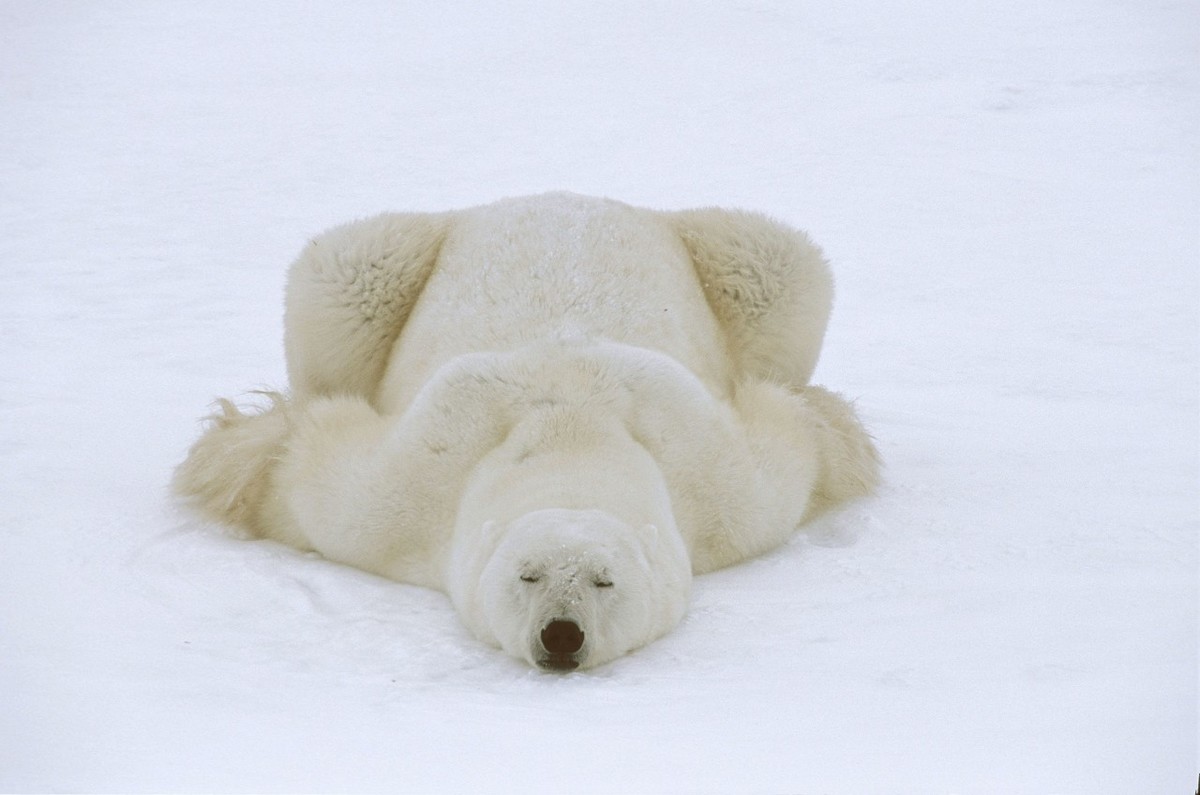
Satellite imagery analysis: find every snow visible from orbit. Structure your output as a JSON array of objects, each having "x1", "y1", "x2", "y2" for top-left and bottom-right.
[{"x1": 1, "y1": 0, "x2": 1195, "y2": 792}]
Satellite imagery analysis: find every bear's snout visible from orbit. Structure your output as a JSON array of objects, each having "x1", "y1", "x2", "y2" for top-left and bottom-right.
[
  {"x1": 538, "y1": 619, "x2": 585, "y2": 671},
  {"x1": 541, "y1": 618, "x2": 584, "y2": 654}
]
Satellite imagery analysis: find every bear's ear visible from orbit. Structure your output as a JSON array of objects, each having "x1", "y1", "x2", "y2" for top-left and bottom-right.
[
  {"x1": 480, "y1": 519, "x2": 505, "y2": 545},
  {"x1": 662, "y1": 207, "x2": 833, "y2": 389},
  {"x1": 643, "y1": 522, "x2": 692, "y2": 572}
]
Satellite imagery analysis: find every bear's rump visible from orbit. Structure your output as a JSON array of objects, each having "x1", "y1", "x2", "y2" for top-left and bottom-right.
[{"x1": 375, "y1": 194, "x2": 731, "y2": 415}]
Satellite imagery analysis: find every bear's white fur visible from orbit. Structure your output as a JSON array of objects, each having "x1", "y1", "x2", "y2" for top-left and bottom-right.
[{"x1": 174, "y1": 192, "x2": 879, "y2": 671}]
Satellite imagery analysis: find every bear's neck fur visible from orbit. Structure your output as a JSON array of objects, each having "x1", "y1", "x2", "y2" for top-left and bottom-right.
[{"x1": 456, "y1": 406, "x2": 677, "y2": 537}]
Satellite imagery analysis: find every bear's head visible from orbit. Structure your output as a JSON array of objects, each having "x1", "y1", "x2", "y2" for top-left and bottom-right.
[{"x1": 454, "y1": 508, "x2": 692, "y2": 671}]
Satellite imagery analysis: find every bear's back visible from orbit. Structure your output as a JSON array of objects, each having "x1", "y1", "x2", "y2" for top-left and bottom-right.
[{"x1": 376, "y1": 193, "x2": 731, "y2": 414}]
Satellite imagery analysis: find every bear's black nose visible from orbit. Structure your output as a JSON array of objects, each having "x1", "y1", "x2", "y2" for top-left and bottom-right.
[{"x1": 541, "y1": 619, "x2": 585, "y2": 655}]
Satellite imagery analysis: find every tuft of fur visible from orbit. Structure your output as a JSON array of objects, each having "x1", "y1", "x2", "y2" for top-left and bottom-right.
[
  {"x1": 795, "y1": 385, "x2": 881, "y2": 520},
  {"x1": 171, "y1": 393, "x2": 291, "y2": 535}
]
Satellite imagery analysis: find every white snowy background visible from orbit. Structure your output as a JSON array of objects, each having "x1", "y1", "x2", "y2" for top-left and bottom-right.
[{"x1": 1, "y1": 1, "x2": 1195, "y2": 792}]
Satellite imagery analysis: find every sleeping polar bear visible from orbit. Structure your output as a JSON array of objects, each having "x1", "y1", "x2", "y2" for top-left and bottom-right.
[{"x1": 174, "y1": 192, "x2": 879, "y2": 671}]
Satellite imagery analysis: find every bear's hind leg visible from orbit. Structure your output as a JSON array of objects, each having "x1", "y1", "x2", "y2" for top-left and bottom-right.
[
  {"x1": 667, "y1": 208, "x2": 833, "y2": 388},
  {"x1": 284, "y1": 212, "x2": 450, "y2": 403}
]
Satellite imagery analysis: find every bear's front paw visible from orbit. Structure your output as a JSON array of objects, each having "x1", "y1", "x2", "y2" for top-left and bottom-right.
[
  {"x1": 172, "y1": 393, "x2": 291, "y2": 533},
  {"x1": 798, "y1": 385, "x2": 881, "y2": 516}
]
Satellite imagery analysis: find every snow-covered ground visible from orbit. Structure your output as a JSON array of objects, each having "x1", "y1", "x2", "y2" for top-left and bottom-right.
[{"x1": 2, "y1": 1, "x2": 1195, "y2": 792}]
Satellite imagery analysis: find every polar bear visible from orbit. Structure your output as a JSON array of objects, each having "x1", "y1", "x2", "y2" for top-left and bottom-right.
[{"x1": 173, "y1": 192, "x2": 878, "y2": 671}]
